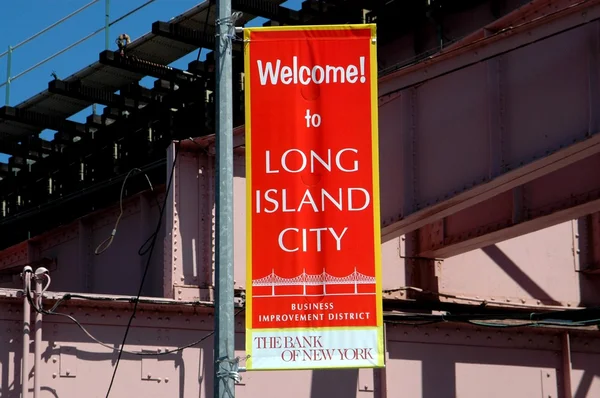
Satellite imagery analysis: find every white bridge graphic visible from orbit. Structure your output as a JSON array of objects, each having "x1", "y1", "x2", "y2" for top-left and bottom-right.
[{"x1": 252, "y1": 268, "x2": 376, "y2": 297}]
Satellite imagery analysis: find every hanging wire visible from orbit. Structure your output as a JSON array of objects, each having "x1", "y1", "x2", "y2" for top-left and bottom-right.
[{"x1": 94, "y1": 168, "x2": 154, "y2": 255}]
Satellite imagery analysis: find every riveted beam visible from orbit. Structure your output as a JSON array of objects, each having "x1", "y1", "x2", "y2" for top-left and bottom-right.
[
  {"x1": 99, "y1": 51, "x2": 200, "y2": 85},
  {"x1": 380, "y1": 5, "x2": 600, "y2": 241},
  {"x1": 416, "y1": 153, "x2": 600, "y2": 258}
]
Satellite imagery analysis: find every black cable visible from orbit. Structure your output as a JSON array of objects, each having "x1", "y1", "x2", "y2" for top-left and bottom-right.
[
  {"x1": 105, "y1": 143, "x2": 180, "y2": 398},
  {"x1": 23, "y1": 270, "x2": 247, "y2": 356},
  {"x1": 196, "y1": 0, "x2": 213, "y2": 62}
]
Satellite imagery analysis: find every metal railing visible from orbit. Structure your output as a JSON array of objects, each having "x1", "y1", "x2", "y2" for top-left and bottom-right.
[{"x1": 0, "y1": 0, "x2": 156, "y2": 106}]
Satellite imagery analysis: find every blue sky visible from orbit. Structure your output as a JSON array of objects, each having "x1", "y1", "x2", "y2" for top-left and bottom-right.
[{"x1": 0, "y1": 0, "x2": 301, "y2": 157}]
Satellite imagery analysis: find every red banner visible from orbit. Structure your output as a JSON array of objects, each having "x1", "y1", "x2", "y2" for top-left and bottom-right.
[{"x1": 244, "y1": 24, "x2": 383, "y2": 370}]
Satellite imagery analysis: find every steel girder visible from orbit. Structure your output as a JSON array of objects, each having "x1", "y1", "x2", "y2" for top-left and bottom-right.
[{"x1": 377, "y1": 0, "x2": 600, "y2": 254}]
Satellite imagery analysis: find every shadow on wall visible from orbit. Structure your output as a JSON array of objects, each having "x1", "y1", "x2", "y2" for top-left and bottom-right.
[
  {"x1": 385, "y1": 335, "x2": 599, "y2": 398},
  {"x1": 577, "y1": 217, "x2": 600, "y2": 306},
  {"x1": 481, "y1": 244, "x2": 562, "y2": 306},
  {"x1": 0, "y1": 335, "x2": 22, "y2": 398},
  {"x1": 310, "y1": 369, "x2": 359, "y2": 398}
]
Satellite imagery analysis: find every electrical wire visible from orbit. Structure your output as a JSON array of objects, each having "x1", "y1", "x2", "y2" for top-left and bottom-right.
[
  {"x1": 24, "y1": 272, "x2": 600, "y2": 352},
  {"x1": 383, "y1": 286, "x2": 583, "y2": 311},
  {"x1": 104, "y1": 143, "x2": 180, "y2": 398},
  {"x1": 385, "y1": 309, "x2": 600, "y2": 329},
  {"x1": 20, "y1": 270, "x2": 600, "y2": 375},
  {"x1": 95, "y1": 168, "x2": 154, "y2": 255},
  {"x1": 23, "y1": 269, "x2": 246, "y2": 356}
]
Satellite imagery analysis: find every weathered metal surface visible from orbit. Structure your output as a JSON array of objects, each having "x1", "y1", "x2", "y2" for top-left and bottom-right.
[
  {"x1": 0, "y1": 188, "x2": 165, "y2": 297},
  {"x1": 416, "y1": 153, "x2": 600, "y2": 258},
  {"x1": 2, "y1": 296, "x2": 600, "y2": 397},
  {"x1": 378, "y1": 1, "x2": 600, "y2": 241},
  {"x1": 438, "y1": 220, "x2": 600, "y2": 307},
  {"x1": 385, "y1": 322, "x2": 600, "y2": 398}
]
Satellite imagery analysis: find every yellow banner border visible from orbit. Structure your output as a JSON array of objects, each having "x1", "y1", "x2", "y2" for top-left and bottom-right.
[{"x1": 244, "y1": 23, "x2": 383, "y2": 371}]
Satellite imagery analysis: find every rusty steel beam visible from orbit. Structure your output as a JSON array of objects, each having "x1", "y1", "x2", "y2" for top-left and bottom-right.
[
  {"x1": 415, "y1": 153, "x2": 600, "y2": 258},
  {"x1": 378, "y1": 1, "x2": 600, "y2": 241}
]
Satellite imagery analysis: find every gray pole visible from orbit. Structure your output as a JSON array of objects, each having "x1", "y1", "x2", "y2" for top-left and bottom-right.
[{"x1": 214, "y1": 0, "x2": 235, "y2": 396}]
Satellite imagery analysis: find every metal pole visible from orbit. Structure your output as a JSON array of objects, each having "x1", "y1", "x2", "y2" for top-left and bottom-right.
[
  {"x1": 33, "y1": 274, "x2": 42, "y2": 398},
  {"x1": 105, "y1": 0, "x2": 110, "y2": 50},
  {"x1": 5, "y1": 45, "x2": 12, "y2": 105},
  {"x1": 213, "y1": 0, "x2": 235, "y2": 396},
  {"x1": 22, "y1": 266, "x2": 32, "y2": 398}
]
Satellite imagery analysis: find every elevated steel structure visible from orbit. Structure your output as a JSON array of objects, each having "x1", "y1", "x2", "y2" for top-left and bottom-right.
[{"x1": 0, "y1": 0, "x2": 475, "y2": 249}]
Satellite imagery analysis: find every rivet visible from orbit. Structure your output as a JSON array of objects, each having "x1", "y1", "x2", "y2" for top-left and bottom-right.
[
  {"x1": 53, "y1": 358, "x2": 57, "y2": 363},
  {"x1": 165, "y1": 377, "x2": 169, "y2": 383},
  {"x1": 52, "y1": 373, "x2": 57, "y2": 378},
  {"x1": 147, "y1": 374, "x2": 152, "y2": 379}
]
